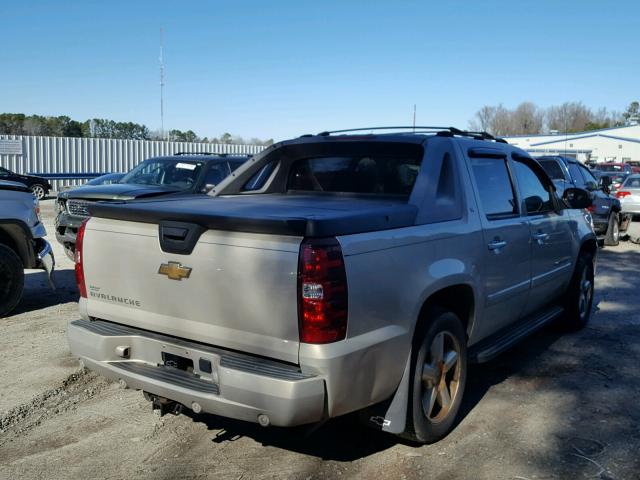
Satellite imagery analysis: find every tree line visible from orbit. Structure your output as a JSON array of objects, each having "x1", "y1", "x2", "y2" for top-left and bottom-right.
[
  {"x1": 469, "y1": 101, "x2": 640, "y2": 136},
  {"x1": 0, "y1": 113, "x2": 274, "y2": 146}
]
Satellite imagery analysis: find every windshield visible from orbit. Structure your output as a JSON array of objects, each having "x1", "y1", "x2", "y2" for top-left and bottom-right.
[
  {"x1": 85, "y1": 174, "x2": 123, "y2": 186},
  {"x1": 120, "y1": 159, "x2": 204, "y2": 189}
]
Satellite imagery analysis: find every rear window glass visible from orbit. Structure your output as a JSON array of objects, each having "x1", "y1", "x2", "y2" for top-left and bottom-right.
[
  {"x1": 244, "y1": 162, "x2": 276, "y2": 191},
  {"x1": 287, "y1": 156, "x2": 421, "y2": 196},
  {"x1": 538, "y1": 160, "x2": 565, "y2": 180},
  {"x1": 623, "y1": 175, "x2": 640, "y2": 188},
  {"x1": 597, "y1": 164, "x2": 625, "y2": 172}
]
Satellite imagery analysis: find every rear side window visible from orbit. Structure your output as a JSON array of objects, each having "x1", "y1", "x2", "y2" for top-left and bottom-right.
[
  {"x1": 538, "y1": 160, "x2": 566, "y2": 181},
  {"x1": 567, "y1": 162, "x2": 586, "y2": 187},
  {"x1": 471, "y1": 158, "x2": 518, "y2": 220},
  {"x1": 288, "y1": 155, "x2": 421, "y2": 196},
  {"x1": 513, "y1": 160, "x2": 554, "y2": 214},
  {"x1": 578, "y1": 164, "x2": 598, "y2": 184}
]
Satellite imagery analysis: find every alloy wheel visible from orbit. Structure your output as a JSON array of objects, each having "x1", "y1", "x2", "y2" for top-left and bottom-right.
[
  {"x1": 420, "y1": 331, "x2": 462, "y2": 423},
  {"x1": 31, "y1": 185, "x2": 45, "y2": 200},
  {"x1": 578, "y1": 266, "x2": 593, "y2": 320}
]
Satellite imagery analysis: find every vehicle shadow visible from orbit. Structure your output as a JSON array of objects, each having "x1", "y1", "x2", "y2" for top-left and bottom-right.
[
  {"x1": 184, "y1": 409, "x2": 398, "y2": 461},
  {"x1": 179, "y1": 320, "x2": 583, "y2": 462},
  {"x1": 9, "y1": 268, "x2": 78, "y2": 316}
]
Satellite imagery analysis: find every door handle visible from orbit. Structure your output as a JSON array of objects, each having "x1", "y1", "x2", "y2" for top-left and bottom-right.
[
  {"x1": 488, "y1": 239, "x2": 507, "y2": 252},
  {"x1": 532, "y1": 232, "x2": 550, "y2": 245}
]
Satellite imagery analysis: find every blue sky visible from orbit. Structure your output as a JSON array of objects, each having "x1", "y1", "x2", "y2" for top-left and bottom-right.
[{"x1": 1, "y1": 1, "x2": 638, "y2": 141}]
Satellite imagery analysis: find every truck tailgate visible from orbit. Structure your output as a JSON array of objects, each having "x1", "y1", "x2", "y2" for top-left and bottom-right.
[{"x1": 83, "y1": 217, "x2": 302, "y2": 364}]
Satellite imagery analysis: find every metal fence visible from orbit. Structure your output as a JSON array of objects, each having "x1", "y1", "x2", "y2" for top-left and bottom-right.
[{"x1": 0, "y1": 135, "x2": 266, "y2": 191}]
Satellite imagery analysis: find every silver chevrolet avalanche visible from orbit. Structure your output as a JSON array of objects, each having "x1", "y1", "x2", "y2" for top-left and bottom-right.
[{"x1": 67, "y1": 127, "x2": 596, "y2": 443}]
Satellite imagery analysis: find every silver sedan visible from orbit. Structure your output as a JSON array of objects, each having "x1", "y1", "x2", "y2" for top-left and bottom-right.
[{"x1": 618, "y1": 174, "x2": 640, "y2": 215}]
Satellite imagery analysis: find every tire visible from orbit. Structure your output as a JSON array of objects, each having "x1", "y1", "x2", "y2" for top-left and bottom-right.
[
  {"x1": 30, "y1": 184, "x2": 46, "y2": 200},
  {"x1": 403, "y1": 308, "x2": 467, "y2": 443},
  {"x1": 561, "y1": 254, "x2": 595, "y2": 331},
  {"x1": 603, "y1": 214, "x2": 620, "y2": 247},
  {"x1": 0, "y1": 244, "x2": 25, "y2": 318}
]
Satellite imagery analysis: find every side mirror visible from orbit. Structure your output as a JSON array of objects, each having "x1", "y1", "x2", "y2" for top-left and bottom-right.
[
  {"x1": 562, "y1": 187, "x2": 592, "y2": 209},
  {"x1": 525, "y1": 195, "x2": 544, "y2": 213},
  {"x1": 599, "y1": 175, "x2": 612, "y2": 194},
  {"x1": 584, "y1": 180, "x2": 599, "y2": 191}
]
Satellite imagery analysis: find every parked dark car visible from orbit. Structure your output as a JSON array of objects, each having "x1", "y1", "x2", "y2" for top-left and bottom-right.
[
  {"x1": 58, "y1": 173, "x2": 126, "y2": 192},
  {"x1": 55, "y1": 153, "x2": 250, "y2": 259},
  {"x1": 0, "y1": 166, "x2": 52, "y2": 200},
  {"x1": 593, "y1": 162, "x2": 638, "y2": 175},
  {"x1": 537, "y1": 155, "x2": 631, "y2": 246}
]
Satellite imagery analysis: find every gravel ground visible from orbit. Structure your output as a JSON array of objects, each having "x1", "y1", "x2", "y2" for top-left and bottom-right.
[{"x1": 1, "y1": 199, "x2": 639, "y2": 480}]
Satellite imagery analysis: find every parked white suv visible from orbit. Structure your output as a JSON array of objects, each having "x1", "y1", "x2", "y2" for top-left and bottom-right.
[{"x1": 0, "y1": 180, "x2": 55, "y2": 317}]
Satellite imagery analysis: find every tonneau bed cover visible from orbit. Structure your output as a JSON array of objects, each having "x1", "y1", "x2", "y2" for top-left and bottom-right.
[{"x1": 89, "y1": 194, "x2": 418, "y2": 237}]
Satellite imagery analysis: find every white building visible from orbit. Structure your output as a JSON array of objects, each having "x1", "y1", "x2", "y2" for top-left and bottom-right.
[{"x1": 503, "y1": 124, "x2": 640, "y2": 163}]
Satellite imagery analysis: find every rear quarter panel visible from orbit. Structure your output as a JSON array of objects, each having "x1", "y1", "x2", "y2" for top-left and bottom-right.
[{"x1": 299, "y1": 219, "x2": 483, "y2": 417}]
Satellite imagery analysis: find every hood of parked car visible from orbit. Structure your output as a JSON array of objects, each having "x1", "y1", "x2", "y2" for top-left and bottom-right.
[
  {"x1": 0, "y1": 180, "x2": 30, "y2": 192},
  {"x1": 57, "y1": 183, "x2": 183, "y2": 201}
]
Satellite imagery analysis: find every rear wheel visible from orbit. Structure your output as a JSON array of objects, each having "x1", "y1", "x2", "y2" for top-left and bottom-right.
[
  {"x1": 403, "y1": 309, "x2": 467, "y2": 443},
  {"x1": 30, "y1": 184, "x2": 46, "y2": 200},
  {"x1": 562, "y1": 254, "x2": 595, "y2": 331},
  {"x1": 0, "y1": 244, "x2": 25, "y2": 318},
  {"x1": 604, "y1": 213, "x2": 620, "y2": 246}
]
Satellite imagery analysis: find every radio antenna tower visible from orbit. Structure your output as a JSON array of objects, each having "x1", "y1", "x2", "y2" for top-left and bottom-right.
[{"x1": 159, "y1": 27, "x2": 165, "y2": 140}]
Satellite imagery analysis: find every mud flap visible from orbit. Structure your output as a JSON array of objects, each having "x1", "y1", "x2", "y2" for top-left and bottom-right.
[{"x1": 359, "y1": 349, "x2": 412, "y2": 435}]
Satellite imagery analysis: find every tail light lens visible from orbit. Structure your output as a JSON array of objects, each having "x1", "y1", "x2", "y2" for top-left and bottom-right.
[
  {"x1": 586, "y1": 204, "x2": 595, "y2": 212},
  {"x1": 298, "y1": 238, "x2": 348, "y2": 344},
  {"x1": 33, "y1": 198, "x2": 41, "y2": 222},
  {"x1": 75, "y1": 218, "x2": 90, "y2": 298},
  {"x1": 616, "y1": 191, "x2": 631, "y2": 199}
]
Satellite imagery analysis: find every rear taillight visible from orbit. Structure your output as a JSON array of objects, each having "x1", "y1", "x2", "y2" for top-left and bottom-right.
[
  {"x1": 298, "y1": 238, "x2": 348, "y2": 344},
  {"x1": 616, "y1": 191, "x2": 631, "y2": 199},
  {"x1": 75, "y1": 218, "x2": 90, "y2": 298},
  {"x1": 586, "y1": 205, "x2": 595, "y2": 212},
  {"x1": 33, "y1": 198, "x2": 41, "y2": 222}
]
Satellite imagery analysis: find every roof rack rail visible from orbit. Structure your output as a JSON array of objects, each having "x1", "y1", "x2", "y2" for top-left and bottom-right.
[
  {"x1": 316, "y1": 126, "x2": 450, "y2": 136},
  {"x1": 174, "y1": 152, "x2": 221, "y2": 156},
  {"x1": 173, "y1": 152, "x2": 252, "y2": 157},
  {"x1": 315, "y1": 126, "x2": 507, "y2": 143}
]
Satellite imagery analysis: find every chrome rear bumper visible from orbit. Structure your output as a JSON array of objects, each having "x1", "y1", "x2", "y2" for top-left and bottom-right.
[{"x1": 67, "y1": 319, "x2": 326, "y2": 427}]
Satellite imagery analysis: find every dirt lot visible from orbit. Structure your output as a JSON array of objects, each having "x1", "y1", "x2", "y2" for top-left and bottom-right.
[{"x1": 1, "y1": 200, "x2": 639, "y2": 480}]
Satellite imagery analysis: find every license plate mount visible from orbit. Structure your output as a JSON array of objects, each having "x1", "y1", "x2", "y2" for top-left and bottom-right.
[{"x1": 161, "y1": 352, "x2": 194, "y2": 373}]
